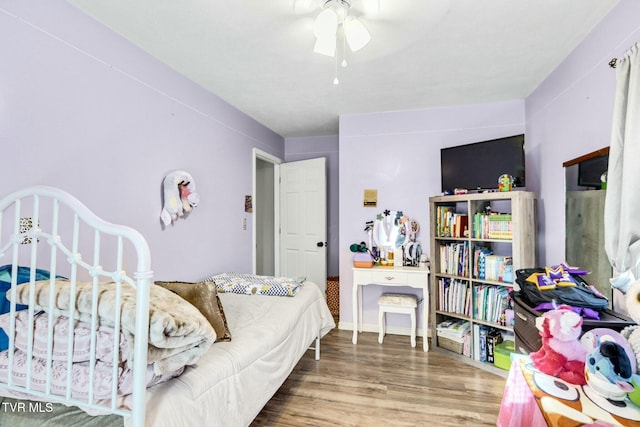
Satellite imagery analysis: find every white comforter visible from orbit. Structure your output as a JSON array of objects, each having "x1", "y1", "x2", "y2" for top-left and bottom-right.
[{"x1": 133, "y1": 281, "x2": 335, "y2": 427}]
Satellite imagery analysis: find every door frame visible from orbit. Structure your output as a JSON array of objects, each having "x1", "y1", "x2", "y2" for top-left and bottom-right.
[{"x1": 252, "y1": 148, "x2": 282, "y2": 275}]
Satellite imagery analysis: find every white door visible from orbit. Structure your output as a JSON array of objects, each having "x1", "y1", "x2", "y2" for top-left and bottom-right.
[{"x1": 279, "y1": 158, "x2": 327, "y2": 292}]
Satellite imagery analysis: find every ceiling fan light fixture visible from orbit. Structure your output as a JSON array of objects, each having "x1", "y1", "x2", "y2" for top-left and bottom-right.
[
  {"x1": 328, "y1": 0, "x2": 350, "y2": 23},
  {"x1": 344, "y1": 16, "x2": 371, "y2": 52},
  {"x1": 314, "y1": 34, "x2": 337, "y2": 57},
  {"x1": 313, "y1": 8, "x2": 338, "y2": 38}
]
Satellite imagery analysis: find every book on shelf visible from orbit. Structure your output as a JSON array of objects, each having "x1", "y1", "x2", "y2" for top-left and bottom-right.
[
  {"x1": 438, "y1": 278, "x2": 470, "y2": 314},
  {"x1": 436, "y1": 205, "x2": 456, "y2": 237},
  {"x1": 452, "y1": 213, "x2": 468, "y2": 238},
  {"x1": 487, "y1": 214, "x2": 513, "y2": 239},
  {"x1": 472, "y1": 324, "x2": 479, "y2": 360},
  {"x1": 438, "y1": 278, "x2": 472, "y2": 316},
  {"x1": 472, "y1": 212, "x2": 513, "y2": 240},
  {"x1": 463, "y1": 333, "x2": 472, "y2": 357},
  {"x1": 439, "y1": 241, "x2": 469, "y2": 277},
  {"x1": 473, "y1": 324, "x2": 489, "y2": 362},
  {"x1": 473, "y1": 285, "x2": 511, "y2": 324},
  {"x1": 473, "y1": 325, "x2": 505, "y2": 363},
  {"x1": 484, "y1": 255, "x2": 513, "y2": 283},
  {"x1": 486, "y1": 329, "x2": 503, "y2": 364},
  {"x1": 473, "y1": 246, "x2": 493, "y2": 279}
]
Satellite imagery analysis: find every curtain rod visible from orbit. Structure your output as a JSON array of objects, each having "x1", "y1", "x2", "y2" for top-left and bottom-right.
[{"x1": 610, "y1": 42, "x2": 640, "y2": 69}]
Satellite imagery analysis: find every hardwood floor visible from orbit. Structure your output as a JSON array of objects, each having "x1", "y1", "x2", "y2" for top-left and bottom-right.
[{"x1": 252, "y1": 328, "x2": 507, "y2": 427}]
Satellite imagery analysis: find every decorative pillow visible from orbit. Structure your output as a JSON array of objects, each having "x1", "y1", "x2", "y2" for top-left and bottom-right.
[
  {"x1": 206, "y1": 272, "x2": 305, "y2": 297},
  {"x1": 154, "y1": 280, "x2": 231, "y2": 342}
]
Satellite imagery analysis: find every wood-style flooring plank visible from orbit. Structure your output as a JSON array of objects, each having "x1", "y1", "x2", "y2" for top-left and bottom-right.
[{"x1": 252, "y1": 328, "x2": 507, "y2": 427}]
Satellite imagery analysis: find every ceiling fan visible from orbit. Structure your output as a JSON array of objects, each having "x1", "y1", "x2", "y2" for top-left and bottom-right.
[{"x1": 293, "y1": 0, "x2": 380, "y2": 83}]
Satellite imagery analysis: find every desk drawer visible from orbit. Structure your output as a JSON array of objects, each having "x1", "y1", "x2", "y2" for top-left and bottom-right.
[
  {"x1": 370, "y1": 270, "x2": 408, "y2": 284},
  {"x1": 406, "y1": 272, "x2": 428, "y2": 287}
]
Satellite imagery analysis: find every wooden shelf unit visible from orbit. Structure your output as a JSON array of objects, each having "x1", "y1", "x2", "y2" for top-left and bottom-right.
[{"x1": 429, "y1": 191, "x2": 537, "y2": 374}]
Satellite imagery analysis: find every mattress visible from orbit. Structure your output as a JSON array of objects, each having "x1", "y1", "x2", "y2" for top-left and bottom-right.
[{"x1": 0, "y1": 281, "x2": 335, "y2": 427}]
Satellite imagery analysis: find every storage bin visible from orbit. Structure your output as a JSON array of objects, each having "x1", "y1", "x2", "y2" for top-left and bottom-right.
[
  {"x1": 326, "y1": 276, "x2": 339, "y2": 317},
  {"x1": 437, "y1": 335, "x2": 464, "y2": 354},
  {"x1": 353, "y1": 252, "x2": 373, "y2": 268},
  {"x1": 513, "y1": 293, "x2": 635, "y2": 354},
  {"x1": 494, "y1": 340, "x2": 515, "y2": 370}
]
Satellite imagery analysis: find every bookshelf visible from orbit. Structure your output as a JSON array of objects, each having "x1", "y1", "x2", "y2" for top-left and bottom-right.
[{"x1": 429, "y1": 191, "x2": 537, "y2": 375}]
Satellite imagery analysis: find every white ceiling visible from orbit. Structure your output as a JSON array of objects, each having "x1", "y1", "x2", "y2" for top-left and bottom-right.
[{"x1": 66, "y1": 0, "x2": 619, "y2": 138}]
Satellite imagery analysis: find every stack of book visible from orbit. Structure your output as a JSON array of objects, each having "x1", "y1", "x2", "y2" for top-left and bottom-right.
[{"x1": 436, "y1": 319, "x2": 471, "y2": 354}]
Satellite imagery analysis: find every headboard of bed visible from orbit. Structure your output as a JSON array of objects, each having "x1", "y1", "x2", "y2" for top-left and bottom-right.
[{"x1": 0, "y1": 186, "x2": 152, "y2": 427}]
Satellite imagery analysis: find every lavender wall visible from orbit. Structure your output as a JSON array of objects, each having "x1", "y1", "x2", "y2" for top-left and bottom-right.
[
  {"x1": 0, "y1": 1, "x2": 284, "y2": 281},
  {"x1": 525, "y1": 0, "x2": 640, "y2": 265},
  {"x1": 338, "y1": 101, "x2": 525, "y2": 332},
  {"x1": 285, "y1": 135, "x2": 339, "y2": 277}
]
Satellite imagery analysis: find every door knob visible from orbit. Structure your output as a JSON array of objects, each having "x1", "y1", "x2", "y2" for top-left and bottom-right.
[{"x1": 317, "y1": 241, "x2": 327, "y2": 247}]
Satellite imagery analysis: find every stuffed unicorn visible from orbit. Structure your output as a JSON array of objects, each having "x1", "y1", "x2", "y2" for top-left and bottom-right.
[
  {"x1": 530, "y1": 305, "x2": 588, "y2": 385},
  {"x1": 160, "y1": 171, "x2": 200, "y2": 226}
]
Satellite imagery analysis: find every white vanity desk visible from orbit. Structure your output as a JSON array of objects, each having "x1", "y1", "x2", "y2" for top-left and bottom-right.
[{"x1": 352, "y1": 265, "x2": 430, "y2": 351}]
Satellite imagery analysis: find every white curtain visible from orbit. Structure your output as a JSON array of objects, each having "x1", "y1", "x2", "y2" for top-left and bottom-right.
[{"x1": 605, "y1": 42, "x2": 640, "y2": 305}]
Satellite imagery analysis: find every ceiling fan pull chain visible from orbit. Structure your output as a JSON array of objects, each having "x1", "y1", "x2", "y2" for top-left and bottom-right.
[{"x1": 333, "y1": 50, "x2": 340, "y2": 85}]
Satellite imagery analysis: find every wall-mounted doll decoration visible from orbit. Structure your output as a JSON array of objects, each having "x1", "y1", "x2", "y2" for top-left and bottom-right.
[{"x1": 160, "y1": 170, "x2": 200, "y2": 226}]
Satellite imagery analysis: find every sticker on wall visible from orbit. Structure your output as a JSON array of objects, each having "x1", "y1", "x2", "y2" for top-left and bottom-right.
[
  {"x1": 363, "y1": 189, "x2": 378, "y2": 207},
  {"x1": 245, "y1": 195, "x2": 253, "y2": 213}
]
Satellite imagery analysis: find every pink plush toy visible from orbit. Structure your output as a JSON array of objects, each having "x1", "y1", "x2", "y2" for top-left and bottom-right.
[{"x1": 530, "y1": 305, "x2": 588, "y2": 385}]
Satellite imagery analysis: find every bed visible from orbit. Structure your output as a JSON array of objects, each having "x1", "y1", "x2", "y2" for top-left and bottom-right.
[{"x1": 0, "y1": 186, "x2": 335, "y2": 427}]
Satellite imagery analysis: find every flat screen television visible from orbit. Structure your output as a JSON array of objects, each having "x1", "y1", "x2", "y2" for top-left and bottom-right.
[
  {"x1": 441, "y1": 134, "x2": 525, "y2": 192},
  {"x1": 578, "y1": 154, "x2": 608, "y2": 188}
]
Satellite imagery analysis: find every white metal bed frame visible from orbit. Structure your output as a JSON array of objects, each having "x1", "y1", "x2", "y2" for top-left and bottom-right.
[{"x1": 0, "y1": 186, "x2": 152, "y2": 427}]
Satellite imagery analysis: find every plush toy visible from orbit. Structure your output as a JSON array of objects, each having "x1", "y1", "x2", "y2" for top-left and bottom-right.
[
  {"x1": 160, "y1": 171, "x2": 200, "y2": 226},
  {"x1": 530, "y1": 305, "x2": 588, "y2": 385},
  {"x1": 585, "y1": 340, "x2": 637, "y2": 401},
  {"x1": 613, "y1": 279, "x2": 640, "y2": 406}
]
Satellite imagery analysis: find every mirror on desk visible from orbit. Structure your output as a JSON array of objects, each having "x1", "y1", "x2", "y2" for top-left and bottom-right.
[
  {"x1": 563, "y1": 147, "x2": 612, "y2": 308},
  {"x1": 365, "y1": 210, "x2": 424, "y2": 267}
]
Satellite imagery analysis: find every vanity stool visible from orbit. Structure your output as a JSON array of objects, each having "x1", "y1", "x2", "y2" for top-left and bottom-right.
[{"x1": 378, "y1": 293, "x2": 418, "y2": 348}]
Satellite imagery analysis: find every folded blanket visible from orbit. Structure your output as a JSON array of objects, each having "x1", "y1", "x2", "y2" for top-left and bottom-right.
[
  {"x1": 0, "y1": 311, "x2": 126, "y2": 363},
  {"x1": 7, "y1": 279, "x2": 216, "y2": 375},
  {"x1": 0, "y1": 348, "x2": 183, "y2": 401},
  {"x1": 207, "y1": 272, "x2": 305, "y2": 297}
]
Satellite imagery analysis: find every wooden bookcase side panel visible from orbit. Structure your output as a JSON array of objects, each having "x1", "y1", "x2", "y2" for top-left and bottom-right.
[{"x1": 429, "y1": 191, "x2": 537, "y2": 372}]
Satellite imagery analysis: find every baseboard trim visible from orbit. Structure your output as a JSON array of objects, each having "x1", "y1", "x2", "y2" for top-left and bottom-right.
[{"x1": 337, "y1": 321, "x2": 431, "y2": 338}]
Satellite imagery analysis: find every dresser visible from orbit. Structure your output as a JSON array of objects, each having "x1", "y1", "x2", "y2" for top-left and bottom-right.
[
  {"x1": 352, "y1": 266, "x2": 430, "y2": 351},
  {"x1": 513, "y1": 293, "x2": 634, "y2": 354}
]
